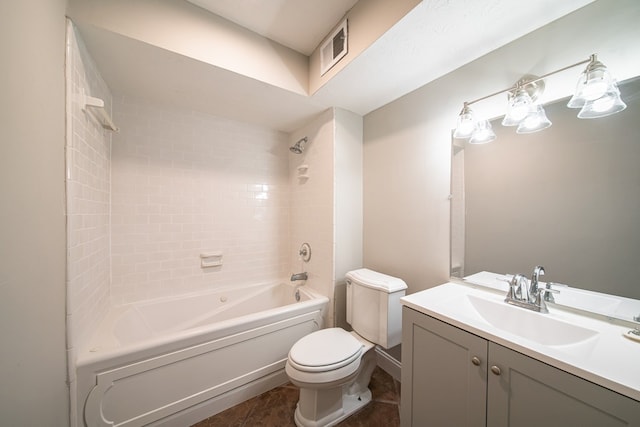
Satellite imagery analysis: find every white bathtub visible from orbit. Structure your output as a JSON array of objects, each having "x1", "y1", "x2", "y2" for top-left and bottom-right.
[{"x1": 76, "y1": 283, "x2": 328, "y2": 427}]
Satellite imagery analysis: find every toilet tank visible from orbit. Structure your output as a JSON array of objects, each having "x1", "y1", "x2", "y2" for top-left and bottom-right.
[{"x1": 346, "y1": 268, "x2": 408, "y2": 349}]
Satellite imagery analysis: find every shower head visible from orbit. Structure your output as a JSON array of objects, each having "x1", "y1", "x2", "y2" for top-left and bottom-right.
[{"x1": 290, "y1": 137, "x2": 308, "y2": 154}]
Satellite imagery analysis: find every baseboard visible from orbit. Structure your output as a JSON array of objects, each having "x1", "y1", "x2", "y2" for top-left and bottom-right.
[
  {"x1": 375, "y1": 345, "x2": 402, "y2": 382},
  {"x1": 151, "y1": 369, "x2": 290, "y2": 427}
]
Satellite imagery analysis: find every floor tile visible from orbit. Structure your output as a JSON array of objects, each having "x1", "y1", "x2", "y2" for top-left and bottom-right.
[{"x1": 191, "y1": 367, "x2": 399, "y2": 427}]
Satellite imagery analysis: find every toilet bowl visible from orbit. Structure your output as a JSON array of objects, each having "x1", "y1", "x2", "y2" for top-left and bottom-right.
[
  {"x1": 285, "y1": 269, "x2": 407, "y2": 427},
  {"x1": 286, "y1": 328, "x2": 376, "y2": 427}
]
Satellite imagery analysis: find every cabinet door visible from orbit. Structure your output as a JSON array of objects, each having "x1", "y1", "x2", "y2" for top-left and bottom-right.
[
  {"x1": 487, "y1": 342, "x2": 640, "y2": 427},
  {"x1": 401, "y1": 307, "x2": 488, "y2": 427}
]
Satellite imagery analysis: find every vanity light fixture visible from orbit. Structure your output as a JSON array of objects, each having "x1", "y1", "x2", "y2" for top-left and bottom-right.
[
  {"x1": 452, "y1": 102, "x2": 476, "y2": 139},
  {"x1": 468, "y1": 119, "x2": 496, "y2": 144},
  {"x1": 501, "y1": 77, "x2": 542, "y2": 126},
  {"x1": 516, "y1": 103, "x2": 552, "y2": 134},
  {"x1": 453, "y1": 54, "x2": 626, "y2": 143},
  {"x1": 576, "y1": 86, "x2": 627, "y2": 118},
  {"x1": 501, "y1": 87, "x2": 533, "y2": 126}
]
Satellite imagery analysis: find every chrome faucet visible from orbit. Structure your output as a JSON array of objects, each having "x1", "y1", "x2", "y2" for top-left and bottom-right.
[
  {"x1": 506, "y1": 274, "x2": 529, "y2": 302},
  {"x1": 529, "y1": 265, "x2": 545, "y2": 304},
  {"x1": 544, "y1": 282, "x2": 567, "y2": 303},
  {"x1": 291, "y1": 272, "x2": 308, "y2": 282},
  {"x1": 504, "y1": 266, "x2": 558, "y2": 313},
  {"x1": 629, "y1": 315, "x2": 640, "y2": 337}
]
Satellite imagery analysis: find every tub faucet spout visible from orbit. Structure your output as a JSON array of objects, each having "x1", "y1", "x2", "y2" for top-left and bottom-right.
[{"x1": 291, "y1": 272, "x2": 308, "y2": 282}]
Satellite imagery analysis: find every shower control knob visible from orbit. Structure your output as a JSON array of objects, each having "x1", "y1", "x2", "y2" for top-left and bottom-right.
[{"x1": 299, "y1": 243, "x2": 311, "y2": 262}]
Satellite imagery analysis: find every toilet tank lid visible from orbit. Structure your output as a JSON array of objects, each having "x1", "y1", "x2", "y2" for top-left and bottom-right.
[{"x1": 346, "y1": 268, "x2": 407, "y2": 293}]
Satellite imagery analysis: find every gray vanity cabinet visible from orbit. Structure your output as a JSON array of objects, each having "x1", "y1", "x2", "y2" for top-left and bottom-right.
[
  {"x1": 487, "y1": 342, "x2": 639, "y2": 426},
  {"x1": 401, "y1": 306, "x2": 487, "y2": 427},
  {"x1": 401, "y1": 306, "x2": 640, "y2": 427}
]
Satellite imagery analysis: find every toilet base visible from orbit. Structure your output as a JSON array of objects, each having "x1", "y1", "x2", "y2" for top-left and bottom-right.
[
  {"x1": 293, "y1": 388, "x2": 372, "y2": 427},
  {"x1": 287, "y1": 333, "x2": 377, "y2": 427}
]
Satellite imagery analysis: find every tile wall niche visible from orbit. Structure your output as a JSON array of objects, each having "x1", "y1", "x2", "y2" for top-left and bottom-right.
[{"x1": 111, "y1": 97, "x2": 291, "y2": 304}]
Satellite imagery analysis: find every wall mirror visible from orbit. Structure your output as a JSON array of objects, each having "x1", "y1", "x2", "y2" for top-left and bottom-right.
[{"x1": 451, "y1": 76, "x2": 640, "y2": 321}]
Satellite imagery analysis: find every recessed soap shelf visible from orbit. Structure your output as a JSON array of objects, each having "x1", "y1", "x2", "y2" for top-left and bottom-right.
[
  {"x1": 297, "y1": 164, "x2": 310, "y2": 181},
  {"x1": 200, "y1": 251, "x2": 223, "y2": 268}
]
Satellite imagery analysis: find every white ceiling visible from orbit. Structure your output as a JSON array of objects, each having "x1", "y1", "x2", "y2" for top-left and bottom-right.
[
  {"x1": 185, "y1": 0, "x2": 359, "y2": 56},
  {"x1": 72, "y1": 0, "x2": 596, "y2": 132}
]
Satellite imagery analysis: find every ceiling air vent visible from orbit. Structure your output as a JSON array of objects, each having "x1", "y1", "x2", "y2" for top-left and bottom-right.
[{"x1": 320, "y1": 19, "x2": 348, "y2": 76}]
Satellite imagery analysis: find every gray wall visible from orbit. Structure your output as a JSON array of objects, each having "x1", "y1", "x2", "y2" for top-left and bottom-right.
[
  {"x1": 464, "y1": 80, "x2": 640, "y2": 299},
  {"x1": 0, "y1": 0, "x2": 70, "y2": 425},
  {"x1": 363, "y1": 0, "x2": 640, "y2": 294}
]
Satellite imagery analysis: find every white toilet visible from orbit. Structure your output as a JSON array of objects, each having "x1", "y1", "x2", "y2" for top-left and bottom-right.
[{"x1": 285, "y1": 268, "x2": 407, "y2": 427}]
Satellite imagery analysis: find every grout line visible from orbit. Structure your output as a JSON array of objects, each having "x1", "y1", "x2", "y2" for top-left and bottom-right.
[{"x1": 375, "y1": 399, "x2": 400, "y2": 405}]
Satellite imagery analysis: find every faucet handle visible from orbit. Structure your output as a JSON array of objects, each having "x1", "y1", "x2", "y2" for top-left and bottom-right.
[
  {"x1": 544, "y1": 282, "x2": 563, "y2": 302},
  {"x1": 537, "y1": 287, "x2": 559, "y2": 296},
  {"x1": 507, "y1": 274, "x2": 528, "y2": 301},
  {"x1": 546, "y1": 281, "x2": 568, "y2": 288},
  {"x1": 505, "y1": 278, "x2": 518, "y2": 300},
  {"x1": 534, "y1": 288, "x2": 558, "y2": 313}
]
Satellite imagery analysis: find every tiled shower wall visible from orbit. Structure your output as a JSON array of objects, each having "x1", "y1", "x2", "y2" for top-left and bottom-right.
[
  {"x1": 287, "y1": 108, "x2": 363, "y2": 329},
  {"x1": 65, "y1": 21, "x2": 112, "y2": 426},
  {"x1": 65, "y1": 20, "x2": 111, "y2": 355},
  {"x1": 110, "y1": 97, "x2": 291, "y2": 304},
  {"x1": 288, "y1": 109, "x2": 336, "y2": 325},
  {"x1": 65, "y1": 18, "x2": 292, "y2": 323}
]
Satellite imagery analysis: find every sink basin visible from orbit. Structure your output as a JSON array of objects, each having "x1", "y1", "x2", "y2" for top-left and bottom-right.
[
  {"x1": 465, "y1": 294, "x2": 599, "y2": 346},
  {"x1": 401, "y1": 282, "x2": 640, "y2": 402}
]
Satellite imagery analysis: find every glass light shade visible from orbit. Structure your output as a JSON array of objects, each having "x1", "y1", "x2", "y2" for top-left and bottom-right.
[
  {"x1": 567, "y1": 72, "x2": 587, "y2": 108},
  {"x1": 577, "y1": 87, "x2": 627, "y2": 119},
  {"x1": 516, "y1": 104, "x2": 552, "y2": 134},
  {"x1": 568, "y1": 59, "x2": 613, "y2": 108},
  {"x1": 453, "y1": 106, "x2": 476, "y2": 138},
  {"x1": 469, "y1": 119, "x2": 496, "y2": 144},
  {"x1": 502, "y1": 88, "x2": 533, "y2": 126}
]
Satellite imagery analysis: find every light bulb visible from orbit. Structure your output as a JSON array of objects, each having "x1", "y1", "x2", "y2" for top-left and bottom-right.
[{"x1": 469, "y1": 119, "x2": 496, "y2": 144}]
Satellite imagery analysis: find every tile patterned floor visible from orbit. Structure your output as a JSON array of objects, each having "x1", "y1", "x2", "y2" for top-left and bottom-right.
[{"x1": 192, "y1": 366, "x2": 400, "y2": 427}]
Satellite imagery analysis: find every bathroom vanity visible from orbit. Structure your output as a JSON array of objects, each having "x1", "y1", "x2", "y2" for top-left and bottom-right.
[{"x1": 400, "y1": 281, "x2": 640, "y2": 427}]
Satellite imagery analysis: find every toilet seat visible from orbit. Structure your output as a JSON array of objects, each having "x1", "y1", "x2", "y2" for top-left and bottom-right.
[{"x1": 288, "y1": 328, "x2": 363, "y2": 373}]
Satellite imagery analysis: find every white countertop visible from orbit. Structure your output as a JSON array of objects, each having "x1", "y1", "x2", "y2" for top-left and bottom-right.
[
  {"x1": 401, "y1": 280, "x2": 640, "y2": 402},
  {"x1": 463, "y1": 271, "x2": 640, "y2": 321}
]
